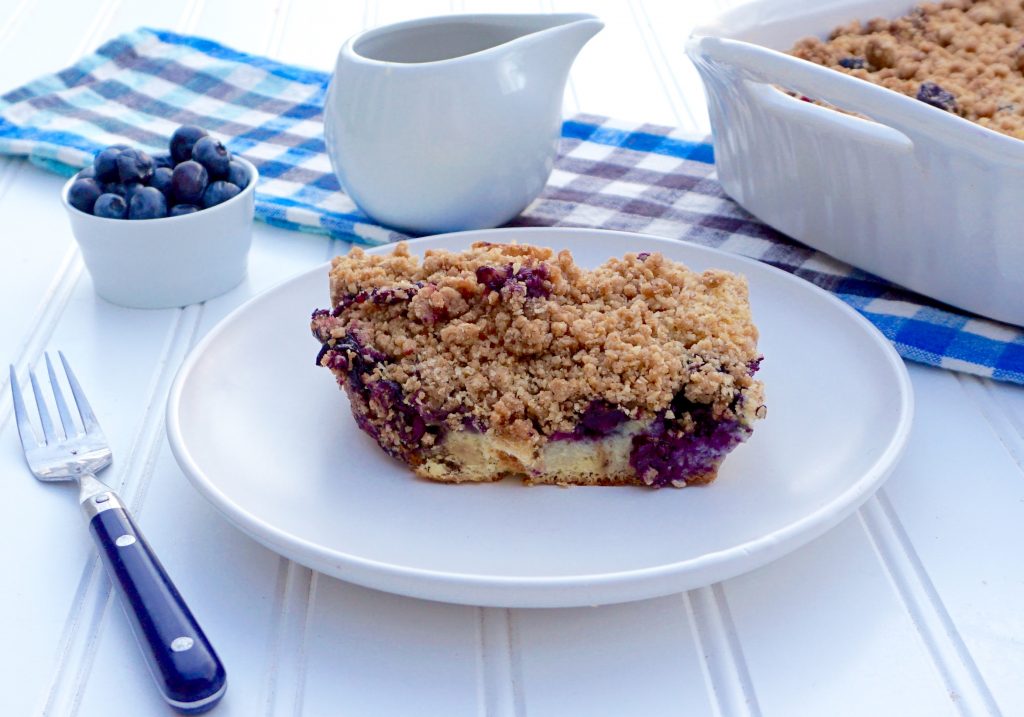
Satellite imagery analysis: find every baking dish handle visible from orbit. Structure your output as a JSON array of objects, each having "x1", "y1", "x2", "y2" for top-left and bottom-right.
[{"x1": 689, "y1": 35, "x2": 959, "y2": 153}]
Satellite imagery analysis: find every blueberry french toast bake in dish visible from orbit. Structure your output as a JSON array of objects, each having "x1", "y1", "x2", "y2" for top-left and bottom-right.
[
  {"x1": 790, "y1": 0, "x2": 1024, "y2": 139},
  {"x1": 311, "y1": 242, "x2": 765, "y2": 488}
]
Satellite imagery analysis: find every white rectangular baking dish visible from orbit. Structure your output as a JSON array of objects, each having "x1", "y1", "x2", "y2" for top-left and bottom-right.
[{"x1": 687, "y1": 0, "x2": 1024, "y2": 327}]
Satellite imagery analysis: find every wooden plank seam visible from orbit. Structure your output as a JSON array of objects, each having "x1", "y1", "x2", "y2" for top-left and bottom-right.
[
  {"x1": 859, "y1": 493, "x2": 1002, "y2": 717},
  {"x1": 627, "y1": 0, "x2": 699, "y2": 131},
  {"x1": 0, "y1": 0, "x2": 37, "y2": 50},
  {"x1": 46, "y1": 569, "x2": 115, "y2": 717},
  {"x1": 957, "y1": 375, "x2": 1024, "y2": 473},
  {"x1": 477, "y1": 607, "x2": 524, "y2": 717},
  {"x1": 685, "y1": 585, "x2": 762, "y2": 717},
  {"x1": 262, "y1": 560, "x2": 316, "y2": 717},
  {"x1": 178, "y1": 0, "x2": 208, "y2": 35},
  {"x1": 0, "y1": 248, "x2": 84, "y2": 437},
  {"x1": 293, "y1": 570, "x2": 320, "y2": 717}
]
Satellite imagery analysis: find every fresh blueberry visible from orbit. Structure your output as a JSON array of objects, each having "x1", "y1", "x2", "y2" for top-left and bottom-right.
[
  {"x1": 170, "y1": 125, "x2": 209, "y2": 164},
  {"x1": 93, "y1": 145, "x2": 127, "y2": 182},
  {"x1": 838, "y1": 56, "x2": 865, "y2": 69},
  {"x1": 93, "y1": 193, "x2": 128, "y2": 219},
  {"x1": 67, "y1": 178, "x2": 103, "y2": 214},
  {"x1": 128, "y1": 186, "x2": 168, "y2": 219},
  {"x1": 102, "y1": 181, "x2": 128, "y2": 197},
  {"x1": 117, "y1": 148, "x2": 155, "y2": 184},
  {"x1": 76, "y1": 165, "x2": 97, "y2": 180},
  {"x1": 191, "y1": 135, "x2": 231, "y2": 178},
  {"x1": 226, "y1": 160, "x2": 248, "y2": 189},
  {"x1": 201, "y1": 180, "x2": 240, "y2": 208},
  {"x1": 152, "y1": 152, "x2": 174, "y2": 169},
  {"x1": 169, "y1": 203, "x2": 200, "y2": 217},
  {"x1": 149, "y1": 166, "x2": 174, "y2": 195},
  {"x1": 124, "y1": 182, "x2": 147, "y2": 203},
  {"x1": 171, "y1": 160, "x2": 208, "y2": 205},
  {"x1": 917, "y1": 81, "x2": 957, "y2": 112}
]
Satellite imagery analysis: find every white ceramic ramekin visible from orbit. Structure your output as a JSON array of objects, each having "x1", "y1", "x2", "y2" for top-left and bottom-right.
[
  {"x1": 62, "y1": 157, "x2": 257, "y2": 309},
  {"x1": 687, "y1": 0, "x2": 1024, "y2": 327}
]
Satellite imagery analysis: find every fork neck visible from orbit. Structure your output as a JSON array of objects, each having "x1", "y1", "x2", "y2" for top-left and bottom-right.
[{"x1": 78, "y1": 473, "x2": 119, "y2": 520}]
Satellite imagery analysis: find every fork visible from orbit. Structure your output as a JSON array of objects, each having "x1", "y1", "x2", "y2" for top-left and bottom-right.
[{"x1": 10, "y1": 352, "x2": 226, "y2": 714}]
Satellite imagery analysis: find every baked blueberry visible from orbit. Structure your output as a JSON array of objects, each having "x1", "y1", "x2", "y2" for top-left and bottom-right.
[
  {"x1": 838, "y1": 56, "x2": 865, "y2": 69},
  {"x1": 579, "y1": 402, "x2": 628, "y2": 436},
  {"x1": 917, "y1": 81, "x2": 957, "y2": 112},
  {"x1": 474, "y1": 263, "x2": 549, "y2": 297},
  {"x1": 116, "y1": 148, "x2": 155, "y2": 184},
  {"x1": 552, "y1": 401, "x2": 629, "y2": 441},
  {"x1": 149, "y1": 166, "x2": 174, "y2": 195},
  {"x1": 475, "y1": 265, "x2": 510, "y2": 292},
  {"x1": 202, "y1": 180, "x2": 240, "y2": 208},
  {"x1": 171, "y1": 160, "x2": 208, "y2": 205},
  {"x1": 191, "y1": 136, "x2": 231, "y2": 178},
  {"x1": 93, "y1": 193, "x2": 128, "y2": 219},
  {"x1": 514, "y1": 265, "x2": 550, "y2": 298},
  {"x1": 67, "y1": 178, "x2": 103, "y2": 214},
  {"x1": 128, "y1": 186, "x2": 168, "y2": 219},
  {"x1": 170, "y1": 125, "x2": 209, "y2": 164}
]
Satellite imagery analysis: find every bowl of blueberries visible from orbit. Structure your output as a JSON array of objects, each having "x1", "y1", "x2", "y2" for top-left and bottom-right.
[{"x1": 62, "y1": 125, "x2": 258, "y2": 309}]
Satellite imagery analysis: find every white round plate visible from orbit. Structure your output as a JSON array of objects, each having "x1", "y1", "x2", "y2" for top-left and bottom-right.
[{"x1": 167, "y1": 228, "x2": 913, "y2": 607}]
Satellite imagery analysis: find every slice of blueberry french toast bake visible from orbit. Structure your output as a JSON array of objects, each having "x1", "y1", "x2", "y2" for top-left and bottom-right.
[{"x1": 311, "y1": 241, "x2": 766, "y2": 488}]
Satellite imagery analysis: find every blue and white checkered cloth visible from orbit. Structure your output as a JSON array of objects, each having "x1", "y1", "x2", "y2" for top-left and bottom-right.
[{"x1": 2, "y1": 28, "x2": 1022, "y2": 385}]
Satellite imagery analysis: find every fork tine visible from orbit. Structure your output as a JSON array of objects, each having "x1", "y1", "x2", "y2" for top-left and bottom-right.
[
  {"x1": 29, "y1": 368, "x2": 59, "y2": 443},
  {"x1": 58, "y1": 351, "x2": 101, "y2": 434},
  {"x1": 46, "y1": 352, "x2": 80, "y2": 438},
  {"x1": 9, "y1": 365, "x2": 41, "y2": 452}
]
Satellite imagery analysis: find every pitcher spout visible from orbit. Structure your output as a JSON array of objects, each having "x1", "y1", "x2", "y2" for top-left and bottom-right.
[{"x1": 518, "y1": 14, "x2": 603, "y2": 77}]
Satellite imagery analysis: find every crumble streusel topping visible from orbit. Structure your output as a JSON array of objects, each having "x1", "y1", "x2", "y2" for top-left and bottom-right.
[
  {"x1": 790, "y1": 0, "x2": 1024, "y2": 139},
  {"x1": 314, "y1": 242, "x2": 763, "y2": 449}
]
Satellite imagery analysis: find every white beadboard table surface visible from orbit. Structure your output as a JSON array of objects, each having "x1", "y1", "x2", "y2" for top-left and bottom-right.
[{"x1": 2, "y1": 1, "x2": 1023, "y2": 716}]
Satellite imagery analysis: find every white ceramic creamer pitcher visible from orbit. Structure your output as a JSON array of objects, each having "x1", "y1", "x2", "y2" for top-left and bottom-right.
[{"x1": 324, "y1": 14, "x2": 603, "y2": 234}]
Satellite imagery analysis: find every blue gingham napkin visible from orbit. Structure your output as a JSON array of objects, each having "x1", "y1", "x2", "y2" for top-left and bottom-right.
[{"x1": 2, "y1": 28, "x2": 1022, "y2": 385}]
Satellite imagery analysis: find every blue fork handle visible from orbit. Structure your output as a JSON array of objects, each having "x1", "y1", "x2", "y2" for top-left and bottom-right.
[{"x1": 85, "y1": 494, "x2": 226, "y2": 713}]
